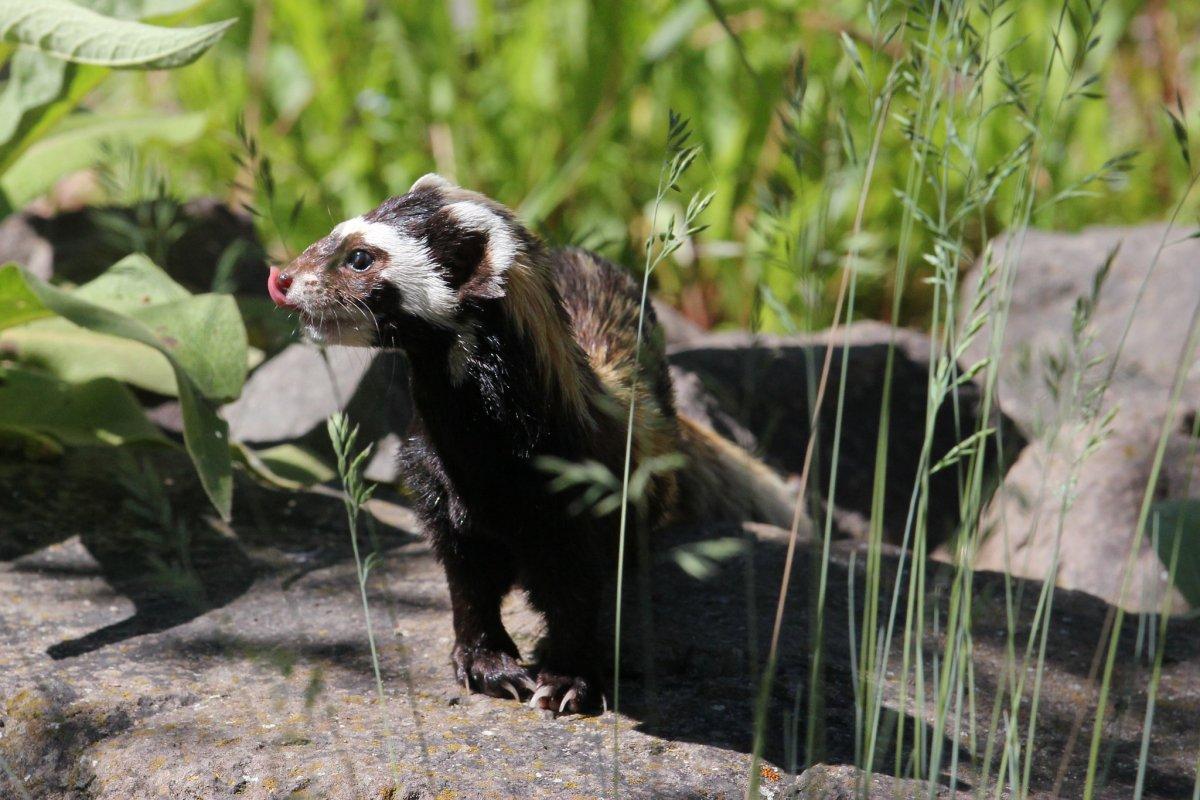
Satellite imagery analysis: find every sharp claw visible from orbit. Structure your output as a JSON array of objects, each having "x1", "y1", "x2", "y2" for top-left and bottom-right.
[
  {"x1": 558, "y1": 687, "x2": 578, "y2": 714},
  {"x1": 500, "y1": 680, "x2": 521, "y2": 701},
  {"x1": 602, "y1": 693, "x2": 608, "y2": 714},
  {"x1": 520, "y1": 675, "x2": 537, "y2": 692},
  {"x1": 529, "y1": 684, "x2": 554, "y2": 709}
]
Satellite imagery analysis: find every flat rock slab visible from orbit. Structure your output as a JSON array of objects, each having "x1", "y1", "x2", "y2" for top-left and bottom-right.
[
  {"x1": 2, "y1": 453, "x2": 1199, "y2": 799},
  {"x1": 956, "y1": 224, "x2": 1200, "y2": 613}
]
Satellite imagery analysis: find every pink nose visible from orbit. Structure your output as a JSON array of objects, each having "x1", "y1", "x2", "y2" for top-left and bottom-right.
[{"x1": 267, "y1": 266, "x2": 297, "y2": 309}]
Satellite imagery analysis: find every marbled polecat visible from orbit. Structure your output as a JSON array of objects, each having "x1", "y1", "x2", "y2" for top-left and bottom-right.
[{"x1": 268, "y1": 174, "x2": 794, "y2": 713}]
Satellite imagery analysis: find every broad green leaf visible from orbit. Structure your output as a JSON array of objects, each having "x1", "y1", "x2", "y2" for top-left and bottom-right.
[
  {"x1": 1, "y1": 111, "x2": 207, "y2": 208},
  {"x1": 233, "y1": 442, "x2": 335, "y2": 490},
  {"x1": 0, "y1": 0, "x2": 235, "y2": 69},
  {"x1": 1, "y1": 319, "x2": 176, "y2": 395},
  {"x1": 0, "y1": 60, "x2": 107, "y2": 176},
  {"x1": 72, "y1": 253, "x2": 190, "y2": 310},
  {"x1": 0, "y1": 366, "x2": 168, "y2": 448},
  {"x1": 133, "y1": 294, "x2": 248, "y2": 401},
  {"x1": 0, "y1": 263, "x2": 52, "y2": 330},
  {"x1": 2, "y1": 262, "x2": 239, "y2": 518},
  {"x1": 1151, "y1": 500, "x2": 1200, "y2": 610},
  {"x1": 69, "y1": 0, "x2": 206, "y2": 20},
  {"x1": 0, "y1": 49, "x2": 66, "y2": 146},
  {"x1": 1, "y1": 256, "x2": 248, "y2": 399}
]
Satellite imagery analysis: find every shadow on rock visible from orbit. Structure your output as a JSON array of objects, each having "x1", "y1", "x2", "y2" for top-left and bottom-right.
[
  {"x1": 669, "y1": 323, "x2": 1027, "y2": 548},
  {"x1": 45, "y1": 520, "x2": 256, "y2": 660},
  {"x1": 605, "y1": 521, "x2": 1200, "y2": 798},
  {"x1": 608, "y1": 522, "x2": 967, "y2": 783}
]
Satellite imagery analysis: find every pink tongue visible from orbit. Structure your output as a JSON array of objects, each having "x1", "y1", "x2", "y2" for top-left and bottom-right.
[{"x1": 267, "y1": 266, "x2": 295, "y2": 309}]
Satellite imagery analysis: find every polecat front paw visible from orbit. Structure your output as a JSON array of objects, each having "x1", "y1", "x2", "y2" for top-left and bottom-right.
[
  {"x1": 528, "y1": 669, "x2": 605, "y2": 715},
  {"x1": 452, "y1": 643, "x2": 535, "y2": 701}
]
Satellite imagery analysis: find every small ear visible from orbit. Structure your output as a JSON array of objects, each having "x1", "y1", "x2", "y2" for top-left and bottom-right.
[
  {"x1": 443, "y1": 201, "x2": 518, "y2": 277},
  {"x1": 410, "y1": 173, "x2": 454, "y2": 193}
]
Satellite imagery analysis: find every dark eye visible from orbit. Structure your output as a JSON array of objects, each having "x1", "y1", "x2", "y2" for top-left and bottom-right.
[{"x1": 344, "y1": 249, "x2": 374, "y2": 271}]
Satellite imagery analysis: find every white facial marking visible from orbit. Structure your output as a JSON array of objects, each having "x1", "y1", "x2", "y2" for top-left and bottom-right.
[
  {"x1": 334, "y1": 215, "x2": 458, "y2": 323},
  {"x1": 444, "y1": 202, "x2": 518, "y2": 296}
]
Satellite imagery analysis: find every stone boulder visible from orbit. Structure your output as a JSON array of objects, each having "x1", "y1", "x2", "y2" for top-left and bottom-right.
[
  {"x1": 0, "y1": 199, "x2": 267, "y2": 294},
  {"x1": 3, "y1": 448, "x2": 1197, "y2": 799},
  {"x1": 958, "y1": 225, "x2": 1200, "y2": 613},
  {"x1": 668, "y1": 322, "x2": 1023, "y2": 547}
]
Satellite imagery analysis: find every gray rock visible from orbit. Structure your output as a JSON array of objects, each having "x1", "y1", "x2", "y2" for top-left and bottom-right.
[
  {"x1": 0, "y1": 199, "x2": 266, "y2": 294},
  {"x1": 0, "y1": 213, "x2": 53, "y2": 279},
  {"x1": 960, "y1": 224, "x2": 1200, "y2": 431},
  {"x1": 3, "y1": 449, "x2": 1197, "y2": 799},
  {"x1": 652, "y1": 297, "x2": 707, "y2": 348},
  {"x1": 958, "y1": 225, "x2": 1200, "y2": 612},
  {"x1": 667, "y1": 322, "x2": 1024, "y2": 547},
  {"x1": 971, "y1": 411, "x2": 1197, "y2": 614},
  {"x1": 786, "y1": 763, "x2": 977, "y2": 798},
  {"x1": 221, "y1": 343, "x2": 410, "y2": 469}
]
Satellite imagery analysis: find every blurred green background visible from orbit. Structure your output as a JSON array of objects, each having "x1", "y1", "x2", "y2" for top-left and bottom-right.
[{"x1": 36, "y1": 0, "x2": 1200, "y2": 330}]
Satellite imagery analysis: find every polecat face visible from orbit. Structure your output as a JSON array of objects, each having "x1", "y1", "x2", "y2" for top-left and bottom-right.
[{"x1": 268, "y1": 174, "x2": 527, "y2": 347}]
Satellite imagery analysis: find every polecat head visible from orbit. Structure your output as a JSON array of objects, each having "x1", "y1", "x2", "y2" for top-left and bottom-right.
[{"x1": 268, "y1": 174, "x2": 535, "y2": 347}]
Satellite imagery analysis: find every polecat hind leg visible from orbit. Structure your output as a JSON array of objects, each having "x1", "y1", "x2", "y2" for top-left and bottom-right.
[{"x1": 524, "y1": 561, "x2": 606, "y2": 714}]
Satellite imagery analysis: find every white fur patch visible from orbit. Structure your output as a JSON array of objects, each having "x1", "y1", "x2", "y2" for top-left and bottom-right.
[
  {"x1": 444, "y1": 201, "x2": 519, "y2": 280},
  {"x1": 410, "y1": 173, "x2": 453, "y2": 193},
  {"x1": 334, "y1": 215, "x2": 457, "y2": 323}
]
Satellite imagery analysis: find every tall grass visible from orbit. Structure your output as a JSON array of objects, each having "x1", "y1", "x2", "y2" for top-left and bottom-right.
[
  {"x1": 103, "y1": 0, "x2": 1196, "y2": 330},
  {"x1": 96, "y1": 1, "x2": 1200, "y2": 798}
]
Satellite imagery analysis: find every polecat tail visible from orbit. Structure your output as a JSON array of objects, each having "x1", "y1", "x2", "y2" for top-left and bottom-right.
[{"x1": 675, "y1": 414, "x2": 798, "y2": 528}]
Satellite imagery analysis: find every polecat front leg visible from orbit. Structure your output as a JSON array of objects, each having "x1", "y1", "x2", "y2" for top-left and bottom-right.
[
  {"x1": 443, "y1": 541, "x2": 533, "y2": 701},
  {"x1": 406, "y1": 446, "x2": 534, "y2": 701}
]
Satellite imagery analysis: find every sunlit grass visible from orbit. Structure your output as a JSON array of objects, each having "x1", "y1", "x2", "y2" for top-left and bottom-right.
[
  {"x1": 112, "y1": 0, "x2": 1200, "y2": 332},
  {"x1": 103, "y1": 2, "x2": 1200, "y2": 798}
]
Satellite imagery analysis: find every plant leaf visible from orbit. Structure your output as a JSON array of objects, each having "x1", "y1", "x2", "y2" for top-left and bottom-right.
[
  {"x1": 233, "y1": 442, "x2": 335, "y2": 490},
  {"x1": 0, "y1": 0, "x2": 235, "y2": 70},
  {"x1": 3, "y1": 256, "x2": 248, "y2": 400},
  {"x1": 0, "y1": 262, "x2": 53, "y2": 330},
  {"x1": 1, "y1": 111, "x2": 206, "y2": 208},
  {"x1": 1, "y1": 319, "x2": 177, "y2": 395},
  {"x1": 1, "y1": 262, "x2": 241, "y2": 518},
  {"x1": 69, "y1": 0, "x2": 207, "y2": 19},
  {"x1": 1151, "y1": 500, "x2": 1200, "y2": 609},
  {"x1": 0, "y1": 49, "x2": 66, "y2": 147},
  {"x1": 0, "y1": 366, "x2": 168, "y2": 448}
]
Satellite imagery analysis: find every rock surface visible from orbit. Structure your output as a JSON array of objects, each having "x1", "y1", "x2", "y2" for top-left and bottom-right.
[
  {"x1": 3, "y1": 451, "x2": 1198, "y2": 799},
  {"x1": 0, "y1": 199, "x2": 266, "y2": 295},
  {"x1": 959, "y1": 225, "x2": 1200, "y2": 612},
  {"x1": 960, "y1": 225, "x2": 1200, "y2": 431},
  {"x1": 784, "y1": 763, "x2": 976, "y2": 798},
  {"x1": 668, "y1": 322, "x2": 1023, "y2": 547}
]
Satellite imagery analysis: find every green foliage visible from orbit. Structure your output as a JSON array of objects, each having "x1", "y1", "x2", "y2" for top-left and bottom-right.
[
  {"x1": 0, "y1": 258, "x2": 248, "y2": 518},
  {"x1": 0, "y1": 367, "x2": 168, "y2": 451},
  {"x1": 0, "y1": 0, "x2": 234, "y2": 69},
  {"x1": 326, "y1": 411, "x2": 399, "y2": 776},
  {"x1": 0, "y1": 0, "x2": 231, "y2": 212},
  {"x1": 0, "y1": 111, "x2": 206, "y2": 209},
  {"x1": 139, "y1": 0, "x2": 1197, "y2": 328},
  {"x1": 1151, "y1": 500, "x2": 1200, "y2": 612},
  {"x1": 2, "y1": 255, "x2": 247, "y2": 397}
]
